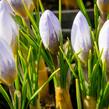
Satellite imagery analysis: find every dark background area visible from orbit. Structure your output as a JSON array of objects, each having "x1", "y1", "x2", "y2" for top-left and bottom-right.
[{"x1": 41, "y1": 0, "x2": 94, "y2": 10}]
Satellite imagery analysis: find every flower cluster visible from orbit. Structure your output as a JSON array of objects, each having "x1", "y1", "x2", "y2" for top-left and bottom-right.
[
  {"x1": 1, "y1": 0, "x2": 109, "y2": 108},
  {"x1": 39, "y1": 8, "x2": 109, "y2": 72}
]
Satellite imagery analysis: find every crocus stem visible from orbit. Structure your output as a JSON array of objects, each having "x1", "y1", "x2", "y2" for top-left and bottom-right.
[
  {"x1": 83, "y1": 96, "x2": 96, "y2": 109},
  {"x1": 98, "y1": 13, "x2": 107, "y2": 30},
  {"x1": 55, "y1": 87, "x2": 73, "y2": 109},
  {"x1": 30, "y1": 98, "x2": 41, "y2": 109},
  {"x1": 14, "y1": 90, "x2": 21, "y2": 109},
  {"x1": 9, "y1": 87, "x2": 21, "y2": 109},
  {"x1": 82, "y1": 65, "x2": 88, "y2": 82},
  {"x1": 22, "y1": 17, "x2": 31, "y2": 31},
  {"x1": 52, "y1": 55, "x2": 73, "y2": 109},
  {"x1": 9, "y1": 84, "x2": 15, "y2": 101},
  {"x1": 38, "y1": 57, "x2": 49, "y2": 102}
]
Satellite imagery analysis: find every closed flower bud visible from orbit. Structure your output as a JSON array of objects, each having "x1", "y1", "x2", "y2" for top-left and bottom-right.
[
  {"x1": 99, "y1": 20, "x2": 109, "y2": 74},
  {"x1": 0, "y1": 40, "x2": 17, "y2": 86},
  {"x1": 7, "y1": 0, "x2": 34, "y2": 18},
  {"x1": 71, "y1": 11, "x2": 92, "y2": 63},
  {"x1": 0, "y1": 0, "x2": 19, "y2": 49},
  {"x1": 97, "y1": 0, "x2": 109, "y2": 14},
  {"x1": 39, "y1": 10, "x2": 62, "y2": 54}
]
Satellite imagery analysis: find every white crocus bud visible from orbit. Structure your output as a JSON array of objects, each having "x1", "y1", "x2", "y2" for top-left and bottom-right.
[
  {"x1": 39, "y1": 10, "x2": 62, "y2": 54},
  {"x1": 0, "y1": 0, "x2": 19, "y2": 49},
  {"x1": 7, "y1": 0, "x2": 34, "y2": 18},
  {"x1": 99, "y1": 20, "x2": 109, "y2": 79},
  {"x1": 0, "y1": 40, "x2": 17, "y2": 86},
  {"x1": 71, "y1": 11, "x2": 92, "y2": 64}
]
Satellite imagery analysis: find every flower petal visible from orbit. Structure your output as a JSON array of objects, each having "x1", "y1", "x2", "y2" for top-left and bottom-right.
[
  {"x1": 0, "y1": 39, "x2": 17, "y2": 86},
  {"x1": 0, "y1": 0, "x2": 19, "y2": 47},
  {"x1": 39, "y1": 10, "x2": 61, "y2": 54},
  {"x1": 71, "y1": 11, "x2": 91, "y2": 63},
  {"x1": 99, "y1": 20, "x2": 109, "y2": 69}
]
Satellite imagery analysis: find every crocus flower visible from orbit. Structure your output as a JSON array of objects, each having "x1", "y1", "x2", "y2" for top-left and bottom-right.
[
  {"x1": 0, "y1": 0, "x2": 19, "y2": 48},
  {"x1": 99, "y1": 20, "x2": 109, "y2": 71},
  {"x1": 39, "y1": 10, "x2": 62, "y2": 54},
  {"x1": 0, "y1": 39, "x2": 17, "y2": 86},
  {"x1": 97, "y1": 0, "x2": 109, "y2": 14},
  {"x1": 71, "y1": 11, "x2": 92, "y2": 63},
  {"x1": 7, "y1": 0, "x2": 34, "y2": 18}
]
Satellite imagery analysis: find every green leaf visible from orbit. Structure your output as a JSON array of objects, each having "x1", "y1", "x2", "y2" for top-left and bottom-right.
[
  {"x1": 88, "y1": 50, "x2": 92, "y2": 82},
  {"x1": 76, "y1": 79, "x2": 82, "y2": 109},
  {"x1": 0, "y1": 85, "x2": 13, "y2": 109},
  {"x1": 21, "y1": 81, "x2": 27, "y2": 109},
  {"x1": 27, "y1": 68, "x2": 60, "y2": 107},
  {"x1": 14, "y1": 90, "x2": 21, "y2": 109},
  {"x1": 94, "y1": 4, "x2": 99, "y2": 30},
  {"x1": 97, "y1": 83, "x2": 109, "y2": 109},
  {"x1": 38, "y1": 0, "x2": 44, "y2": 13},
  {"x1": 77, "y1": 56, "x2": 86, "y2": 96},
  {"x1": 60, "y1": 47, "x2": 77, "y2": 78},
  {"x1": 22, "y1": 0, "x2": 39, "y2": 33},
  {"x1": 58, "y1": 49, "x2": 69, "y2": 88},
  {"x1": 59, "y1": 0, "x2": 62, "y2": 24}
]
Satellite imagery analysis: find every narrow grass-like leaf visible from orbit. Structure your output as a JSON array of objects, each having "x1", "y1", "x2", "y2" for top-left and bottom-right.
[
  {"x1": 0, "y1": 85, "x2": 13, "y2": 109},
  {"x1": 94, "y1": 4, "x2": 99, "y2": 30},
  {"x1": 27, "y1": 46, "x2": 32, "y2": 63},
  {"x1": 41, "y1": 48, "x2": 55, "y2": 71},
  {"x1": 20, "y1": 30, "x2": 36, "y2": 48},
  {"x1": 76, "y1": 56, "x2": 86, "y2": 96},
  {"x1": 97, "y1": 83, "x2": 109, "y2": 109},
  {"x1": 27, "y1": 68, "x2": 60, "y2": 106},
  {"x1": 18, "y1": 50, "x2": 27, "y2": 73},
  {"x1": 76, "y1": 79, "x2": 82, "y2": 109},
  {"x1": 58, "y1": 50, "x2": 69, "y2": 88},
  {"x1": 101, "y1": 61, "x2": 107, "y2": 89},
  {"x1": 22, "y1": 0, "x2": 39, "y2": 33},
  {"x1": 14, "y1": 55, "x2": 20, "y2": 90},
  {"x1": 88, "y1": 50, "x2": 92, "y2": 82},
  {"x1": 89, "y1": 48, "x2": 102, "y2": 97},
  {"x1": 94, "y1": 41, "x2": 99, "y2": 58},
  {"x1": 60, "y1": 47, "x2": 77, "y2": 77},
  {"x1": 14, "y1": 90, "x2": 21, "y2": 109},
  {"x1": 90, "y1": 29, "x2": 96, "y2": 43},
  {"x1": 59, "y1": 0, "x2": 62, "y2": 23},
  {"x1": 38, "y1": 0, "x2": 44, "y2": 13},
  {"x1": 21, "y1": 81, "x2": 27, "y2": 109}
]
